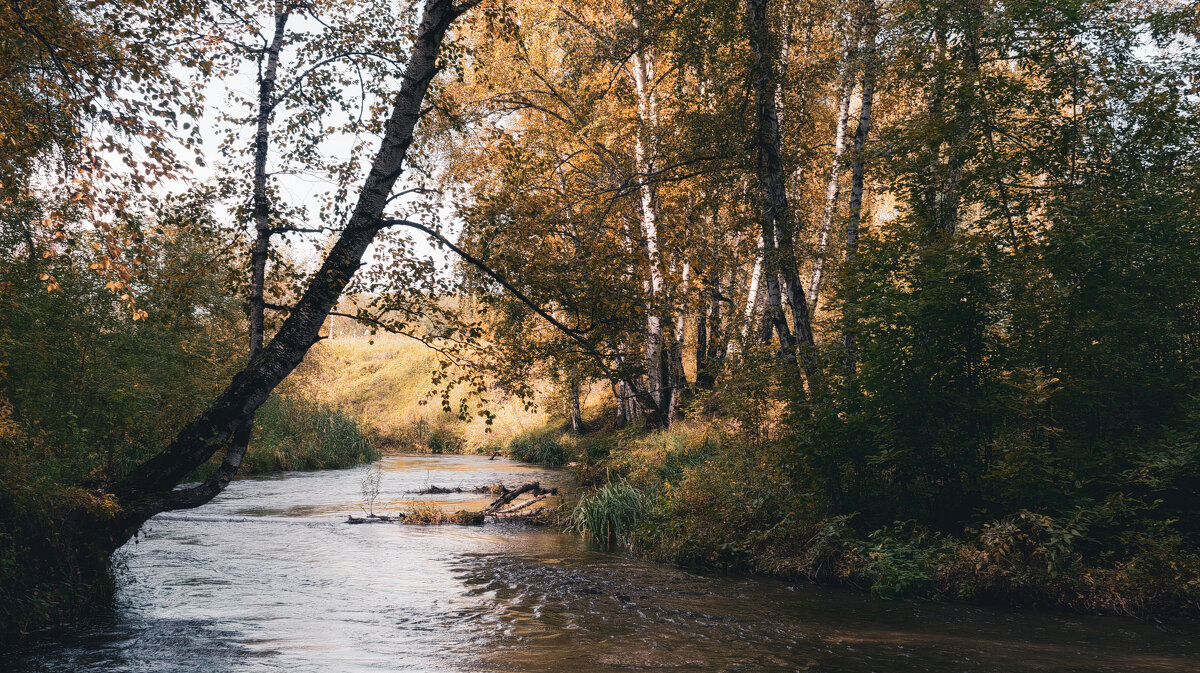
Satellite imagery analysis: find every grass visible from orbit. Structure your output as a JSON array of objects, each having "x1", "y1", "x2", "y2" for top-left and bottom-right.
[
  {"x1": 567, "y1": 478, "x2": 652, "y2": 549},
  {"x1": 507, "y1": 426, "x2": 568, "y2": 466},
  {"x1": 402, "y1": 501, "x2": 485, "y2": 525},
  {"x1": 289, "y1": 335, "x2": 552, "y2": 453},
  {"x1": 191, "y1": 394, "x2": 379, "y2": 480}
]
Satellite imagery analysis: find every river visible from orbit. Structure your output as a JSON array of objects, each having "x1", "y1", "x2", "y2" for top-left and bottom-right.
[{"x1": 6, "y1": 454, "x2": 1197, "y2": 672}]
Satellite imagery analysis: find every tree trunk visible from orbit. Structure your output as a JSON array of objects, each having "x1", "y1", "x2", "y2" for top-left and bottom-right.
[
  {"x1": 224, "y1": 3, "x2": 294, "y2": 488},
  {"x1": 807, "y1": 76, "x2": 854, "y2": 313},
  {"x1": 612, "y1": 381, "x2": 628, "y2": 428},
  {"x1": 704, "y1": 280, "x2": 725, "y2": 382},
  {"x1": 613, "y1": 379, "x2": 642, "y2": 428},
  {"x1": 739, "y1": 235, "x2": 765, "y2": 346},
  {"x1": 666, "y1": 260, "x2": 689, "y2": 424},
  {"x1": 695, "y1": 292, "x2": 709, "y2": 386},
  {"x1": 922, "y1": 22, "x2": 968, "y2": 241},
  {"x1": 631, "y1": 38, "x2": 674, "y2": 426},
  {"x1": 248, "y1": 5, "x2": 291, "y2": 360},
  {"x1": 567, "y1": 376, "x2": 585, "y2": 434},
  {"x1": 746, "y1": 0, "x2": 818, "y2": 381},
  {"x1": 99, "y1": 0, "x2": 472, "y2": 551},
  {"x1": 843, "y1": 0, "x2": 877, "y2": 379}
]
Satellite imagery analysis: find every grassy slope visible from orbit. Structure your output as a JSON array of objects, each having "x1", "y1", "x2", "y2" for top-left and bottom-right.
[{"x1": 288, "y1": 334, "x2": 555, "y2": 453}]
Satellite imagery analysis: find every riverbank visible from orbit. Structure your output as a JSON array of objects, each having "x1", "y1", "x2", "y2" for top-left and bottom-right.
[
  {"x1": 8, "y1": 452, "x2": 1195, "y2": 673},
  {"x1": 284, "y1": 336, "x2": 1200, "y2": 621},
  {"x1": 488, "y1": 417, "x2": 1200, "y2": 622}
]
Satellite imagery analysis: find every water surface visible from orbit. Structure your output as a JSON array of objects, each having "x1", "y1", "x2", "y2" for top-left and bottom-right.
[{"x1": 7, "y1": 454, "x2": 1197, "y2": 672}]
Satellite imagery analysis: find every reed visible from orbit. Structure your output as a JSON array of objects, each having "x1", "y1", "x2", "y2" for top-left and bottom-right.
[{"x1": 567, "y1": 479, "x2": 652, "y2": 550}]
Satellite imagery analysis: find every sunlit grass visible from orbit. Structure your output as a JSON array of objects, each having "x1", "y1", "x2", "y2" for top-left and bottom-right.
[
  {"x1": 290, "y1": 334, "x2": 552, "y2": 452},
  {"x1": 401, "y1": 500, "x2": 485, "y2": 525}
]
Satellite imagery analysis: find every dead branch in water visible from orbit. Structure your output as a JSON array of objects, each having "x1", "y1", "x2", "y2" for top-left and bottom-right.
[
  {"x1": 497, "y1": 492, "x2": 550, "y2": 514},
  {"x1": 346, "y1": 482, "x2": 559, "y2": 525},
  {"x1": 482, "y1": 482, "x2": 558, "y2": 514},
  {"x1": 406, "y1": 483, "x2": 505, "y2": 495}
]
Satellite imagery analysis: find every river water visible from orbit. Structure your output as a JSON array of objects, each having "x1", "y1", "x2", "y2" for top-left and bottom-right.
[{"x1": 6, "y1": 454, "x2": 1197, "y2": 672}]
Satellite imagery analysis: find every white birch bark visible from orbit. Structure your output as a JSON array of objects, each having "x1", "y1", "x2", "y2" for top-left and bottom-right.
[{"x1": 807, "y1": 78, "x2": 854, "y2": 312}]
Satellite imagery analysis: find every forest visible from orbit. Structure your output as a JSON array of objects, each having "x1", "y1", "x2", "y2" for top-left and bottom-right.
[{"x1": 2, "y1": 0, "x2": 1199, "y2": 641}]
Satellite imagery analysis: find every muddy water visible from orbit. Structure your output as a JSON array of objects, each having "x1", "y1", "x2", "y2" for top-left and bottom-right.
[{"x1": 7, "y1": 454, "x2": 1197, "y2": 672}]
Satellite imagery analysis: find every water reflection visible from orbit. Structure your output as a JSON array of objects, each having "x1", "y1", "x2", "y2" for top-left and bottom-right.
[{"x1": 5, "y1": 454, "x2": 1196, "y2": 672}]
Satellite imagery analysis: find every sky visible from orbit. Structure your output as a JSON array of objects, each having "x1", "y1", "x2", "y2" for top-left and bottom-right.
[{"x1": 171, "y1": 6, "x2": 461, "y2": 280}]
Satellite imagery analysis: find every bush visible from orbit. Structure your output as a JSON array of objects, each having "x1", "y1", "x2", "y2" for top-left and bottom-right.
[
  {"x1": 859, "y1": 526, "x2": 942, "y2": 600},
  {"x1": 423, "y1": 425, "x2": 464, "y2": 454},
  {"x1": 507, "y1": 428, "x2": 567, "y2": 466}
]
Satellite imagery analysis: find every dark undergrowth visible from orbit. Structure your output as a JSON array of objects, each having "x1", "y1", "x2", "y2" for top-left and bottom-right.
[{"x1": 533, "y1": 404, "x2": 1200, "y2": 622}]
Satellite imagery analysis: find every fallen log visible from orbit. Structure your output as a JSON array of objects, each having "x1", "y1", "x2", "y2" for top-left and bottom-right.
[
  {"x1": 490, "y1": 506, "x2": 556, "y2": 524},
  {"x1": 409, "y1": 485, "x2": 462, "y2": 494},
  {"x1": 346, "y1": 514, "x2": 399, "y2": 524},
  {"x1": 497, "y1": 492, "x2": 550, "y2": 514},
  {"x1": 482, "y1": 482, "x2": 538, "y2": 513},
  {"x1": 407, "y1": 483, "x2": 508, "y2": 495}
]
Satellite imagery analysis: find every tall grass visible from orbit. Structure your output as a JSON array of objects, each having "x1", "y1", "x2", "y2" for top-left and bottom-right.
[
  {"x1": 243, "y1": 395, "x2": 379, "y2": 473},
  {"x1": 507, "y1": 428, "x2": 567, "y2": 466},
  {"x1": 567, "y1": 479, "x2": 653, "y2": 549},
  {"x1": 191, "y1": 395, "x2": 379, "y2": 479}
]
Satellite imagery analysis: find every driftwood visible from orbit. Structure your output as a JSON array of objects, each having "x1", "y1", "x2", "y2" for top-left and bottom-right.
[
  {"x1": 497, "y1": 492, "x2": 550, "y2": 514},
  {"x1": 481, "y1": 482, "x2": 558, "y2": 514},
  {"x1": 346, "y1": 514, "x2": 399, "y2": 524},
  {"x1": 407, "y1": 483, "x2": 505, "y2": 495},
  {"x1": 346, "y1": 481, "x2": 558, "y2": 525}
]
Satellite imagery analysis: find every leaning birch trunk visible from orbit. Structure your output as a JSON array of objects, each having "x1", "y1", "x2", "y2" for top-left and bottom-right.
[
  {"x1": 807, "y1": 78, "x2": 854, "y2": 313},
  {"x1": 844, "y1": 0, "x2": 877, "y2": 378},
  {"x1": 746, "y1": 0, "x2": 818, "y2": 380},
  {"x1": 99, "y1": 0, "x2": 473, "y2": 551}
]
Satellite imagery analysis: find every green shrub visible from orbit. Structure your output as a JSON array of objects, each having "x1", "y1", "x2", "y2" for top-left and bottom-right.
[
  {"x1": 508, "y1": 429, "x2": 567, "y2": 466},
  {"x1": 423, "y1": 425, "x2": 464, "y2": 454},
  {"x1": 859, "y1": 526, "x2": 941, "y2": 600}
]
